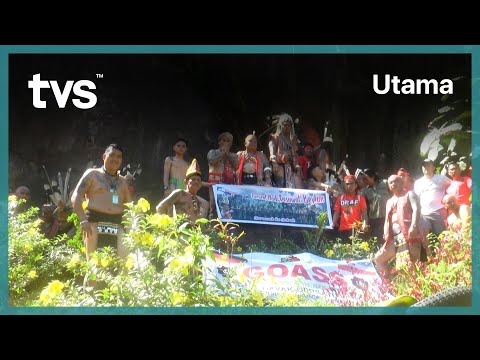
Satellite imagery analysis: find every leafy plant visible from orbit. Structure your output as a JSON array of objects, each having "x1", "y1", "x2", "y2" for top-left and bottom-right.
[
  {"x1": 8, "y1": 196, "x2": 85, "y2": 306},
  {"x1": 302, "y1": 211, "x2": 328, "y2": 253},
  {"x1": 208, "y1": 219, "x2": 245, "y2": 256},
  {"x1": 389, "y1": 229, "x2": 472, "y2": 301},
  {"x1": 420, "y1": 76, "x2": 471, "y2": 169}
]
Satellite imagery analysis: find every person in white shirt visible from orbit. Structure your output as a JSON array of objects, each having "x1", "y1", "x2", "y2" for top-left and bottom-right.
[{"x1": 414, "y1": 159, "x2": 451, "y2": 236}]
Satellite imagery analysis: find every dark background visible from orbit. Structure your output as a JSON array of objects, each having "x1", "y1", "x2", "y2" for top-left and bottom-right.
[{"x1": 8, "y1": 53, "x2": 471, "y2": 207}]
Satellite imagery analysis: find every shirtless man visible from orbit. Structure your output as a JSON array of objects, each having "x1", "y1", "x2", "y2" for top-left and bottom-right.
[
  {"x1": 71, "y1": 144, "x2": 131, "y2": 258},
  {"x1": 163, "y1": 138, "x2": 190, "y2": 197},
  {"x1": 156, "y1": 159, "x2": 209, "y2": 221},
  {"x1": 442, "y1": 194, "x2": 471, "y2": 233},
  {"x1": 374, "y1": 175, "x2": 423, "y2": 275}
]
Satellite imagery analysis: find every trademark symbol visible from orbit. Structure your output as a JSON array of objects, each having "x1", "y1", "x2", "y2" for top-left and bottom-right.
[{"x1": 96, "y1": 74, "x2": 103, "y2": 79}]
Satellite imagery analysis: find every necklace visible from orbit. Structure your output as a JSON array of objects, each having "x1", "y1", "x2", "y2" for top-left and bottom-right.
[
  {"x1": 103, "y1": 166, "x2": 119, "y2": 193},
  {"x1": 245, "y1": 152, "x2": 257, "y2": 163},
  {"x1": 190, "y1": 194, "x2": 201, "y2": 216}
]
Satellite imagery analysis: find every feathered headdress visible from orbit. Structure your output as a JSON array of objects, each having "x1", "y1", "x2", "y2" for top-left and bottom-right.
[
  {"x1": 120, "y1": 163, "x2": 143, "y2": 179},
  {"x1": 42, "y1": 165, "x2": 72, "y2": 208}
]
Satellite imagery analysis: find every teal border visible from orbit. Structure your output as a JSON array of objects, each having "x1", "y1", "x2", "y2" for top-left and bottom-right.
[{"x1": 0, "y1": 45, "x2": 477, "y2": 315}]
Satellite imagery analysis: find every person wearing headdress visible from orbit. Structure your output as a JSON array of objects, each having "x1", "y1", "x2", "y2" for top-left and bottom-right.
[
  {"x1": 236, "y1": 132, "x2": 272, "y2": 186},
  {"x1": 124, "y1": 174, "x2": 137, "y2": 202},
  {"x1": 267, "y1": 113, "x2": 302, "y2": 188},
  {"x1": 207, "y1": 132, "x2": 239, "y2": 215},
  {"x1": 156, "y1": 158, "x2": 209, "y2": 221},
  {"x1": 314, "y1": 135, "x2": 334, "y2": 172}
]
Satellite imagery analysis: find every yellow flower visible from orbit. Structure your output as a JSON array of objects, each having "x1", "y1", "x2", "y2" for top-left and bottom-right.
[
  {"x1": 137, "y1": 198, "x2": 150, "y2": 213},
  {"x1": 141, "y1": 232, "x2": 154, "y2": 246},
  {"x1": 23, "y1": 243, "x2": 33, "y2": 252},
  {"x1": 237, "y1": 272, "x2": 246, "y2": 284},
  {"x1": 49, "y1": 280, "x2": 64, "y2": 294},
  {"x1": 168, "y1": 257, "x2": 189, "y2": 275},
  {"x1": 131, "y1": 232, "x2": 142, "y2": 244},
  {"x1": 67, "y1": 253, "x2": 81, "y2": 269},
  {"x1": 101, "y1": 258, "x2": 110, "y2": 268},
  {"x1": 39, "y1": 280, "x2": 65, "y2": 305},
  {"x1": 125, "y1": 255, "x2": 135, "y2": 270},
  {"x1": 324, "y1": 249, "x2": 335, "y2": 258},
  {"x1": 236, "y1": 246, "x2": 243, "y2": 253},
  {"x1": 171, "y1": 291, "x2": 186, "y2": 306},
  {"x1": 28, "y1": 270, "x2": 37, "y2": 279},
  {"x1": 169, "y1": 258, "x2": 182, "y2": 271},
  {"x1": 360, "y1": 242, "x2": 370, "y2": 252},
  {"x1": 149, "y1": 213, "x2": 174, "y2": 229}
]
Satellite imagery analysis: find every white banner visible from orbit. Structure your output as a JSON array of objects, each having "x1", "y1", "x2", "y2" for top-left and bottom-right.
[
  {"x1": 213, "y1": 184, "x2": 333, "y2": 228},
  {"x1": 206, "y1": 250, "x2": 386, "y2": 305}
]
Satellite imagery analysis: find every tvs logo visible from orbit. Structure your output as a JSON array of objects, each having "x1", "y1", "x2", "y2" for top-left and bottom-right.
[{"x1": 28, "y1": 73, "x2": 97, "y2": 109}]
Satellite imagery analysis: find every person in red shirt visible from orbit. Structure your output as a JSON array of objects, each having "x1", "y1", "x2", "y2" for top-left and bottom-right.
[
  {"x1": 333, "y1": 175, "x2": 368, "y2": 243},
  {"x1": 446, "y1": 162, "x2": 472, "y2": 206}
]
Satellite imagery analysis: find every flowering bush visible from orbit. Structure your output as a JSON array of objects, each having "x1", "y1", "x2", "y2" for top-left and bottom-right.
[
  {"x1": 389, "y1": 229, "x2": 472, "y2": 301},
  {"x1": 8, "y1": 196, "x2": 83, "y2": 306},
  {"x1": 8, "y1": 197, "x2": 273, "y2": 307},
  {"x1": 8, "y1": 195, "x2": 471, "y2": 307}
]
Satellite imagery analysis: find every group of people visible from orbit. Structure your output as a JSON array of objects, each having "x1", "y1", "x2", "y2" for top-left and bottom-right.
[
  {"x1": 60, "y1": 112, "x2": 336, "y2": 261},
  {"x1": 158, "y1": 113, "x2": 337, "y2": 218},
  {"x1": 11, "y1": 113, "x2": 472, "y2": 277},
  {"x1": 370, "y1": 160, "x2": 471, "y2": 275}
]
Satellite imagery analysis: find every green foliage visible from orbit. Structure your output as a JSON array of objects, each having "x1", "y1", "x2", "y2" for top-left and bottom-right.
[
  {"x1": 8, "y1": 196, "x2": 84, "y2": 305},
  {"x1": 8, "y1": 197, "x2": 274, "y2": 307},
  {"x1": 269, "y1": 236, "x2": 302, "y2": 255},
  {"x1": 8, "y1": 195, "x2": 471, "y2": 308},
  {"x1": 245, "y1": 240, "x2": 270, "y2": 253},
  {"x1": 208, "y1": 219, "x2": 245, "y2": 256},
  {"x1": 420, "y1": 76, "x2": 471, "y2": 168},
  {"x1": 302, "y1": 212, "x2": 328, "y2": 253},
  {"x1": 301, "y1": 221, "x2": 380, "y2": 260},
  {"x1": 322, "y1": 234, "x2": 379, "y2": 261}
]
